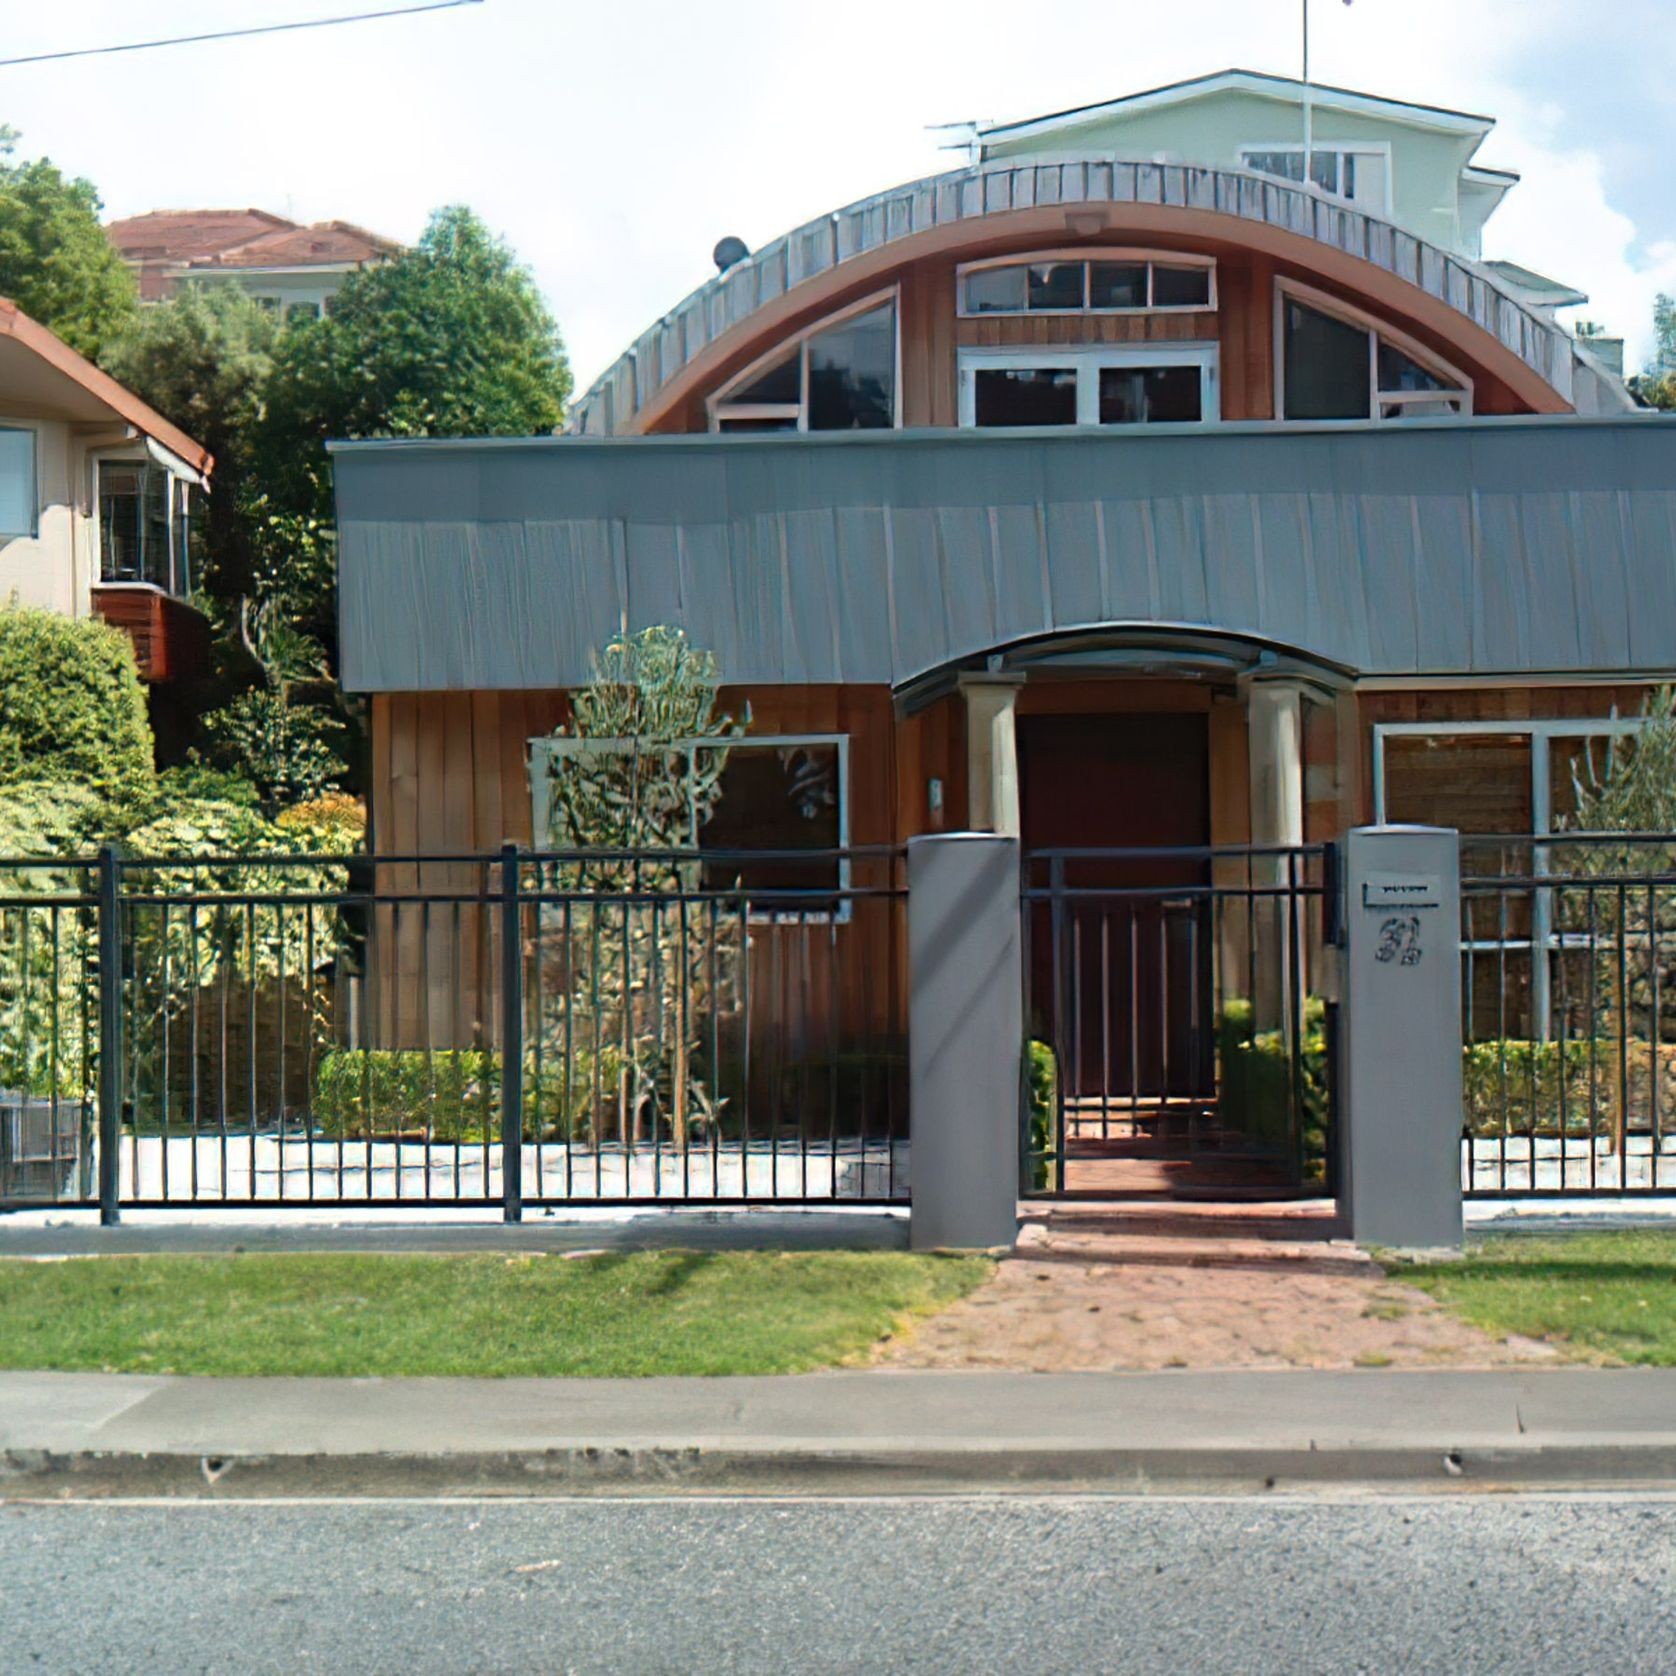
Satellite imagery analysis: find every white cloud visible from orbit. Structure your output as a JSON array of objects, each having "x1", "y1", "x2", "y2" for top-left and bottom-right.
[{"x1": 1483, "y1": 137, "x2": 1676, "y2": 369}]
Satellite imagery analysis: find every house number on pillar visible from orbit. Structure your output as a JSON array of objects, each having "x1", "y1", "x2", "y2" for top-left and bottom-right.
[{"x1": 1362, "y1": 874, "x2": 1442, "y2": 971}]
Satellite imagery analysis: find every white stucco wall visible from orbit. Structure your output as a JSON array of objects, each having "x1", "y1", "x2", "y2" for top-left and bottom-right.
[{"x1": 0, "y1": 420, "x2": 91, "y2": 618}]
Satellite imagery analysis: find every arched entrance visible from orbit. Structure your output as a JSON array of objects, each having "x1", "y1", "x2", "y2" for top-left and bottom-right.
[{"x1": 901, "y1": 626, "x2": 1351, "y2": 1199}]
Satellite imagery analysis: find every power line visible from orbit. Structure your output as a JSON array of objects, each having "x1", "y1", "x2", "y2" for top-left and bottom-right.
[{"x1": 0, "y1": 0, "x2": 485, "y2": 70}]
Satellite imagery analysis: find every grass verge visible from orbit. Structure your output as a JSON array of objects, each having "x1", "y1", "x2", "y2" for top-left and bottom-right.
[
  {"x1": 0, "y1": 1250, "x2": 991, "y2": 1378},
  {"x1": 1399, "y1": 1229, "x2": 1676, "y2": 1366}
]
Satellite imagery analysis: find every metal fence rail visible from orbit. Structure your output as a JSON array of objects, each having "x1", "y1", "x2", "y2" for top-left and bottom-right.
[
  {"x1": 0, "y1": 846, "x2": 909, "y2": 1218},
  {"x1": 1461, "y1": 834, "x2": 1676, "y2": 1196},
  {"x1": 1021, "y1": 844, "x2": 1338, "y2": 1200}
]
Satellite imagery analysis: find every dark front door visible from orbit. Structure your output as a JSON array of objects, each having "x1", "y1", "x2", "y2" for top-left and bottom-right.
[{"x1": 1020, "y1": 712, "x2": 1211, "y2": 1099}]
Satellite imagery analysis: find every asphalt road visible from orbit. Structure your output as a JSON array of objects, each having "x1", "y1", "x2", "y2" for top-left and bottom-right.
[{"x1": 2, "y1": 1493, "x2": 1672, "y2": 1674}]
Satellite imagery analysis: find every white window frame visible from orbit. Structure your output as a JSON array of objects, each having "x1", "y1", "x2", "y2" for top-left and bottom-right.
[
  {"x1": 1372, "y1": 716, "x2": 1649, "y2": 1036},
  {"x1": 90, "y1": 448, "x2": 197, "y2": 596},
  {"x1": 1275, "y1": 278, "x2": 1474, "y2": 423},
  {"x1": 955, "y1": 249, "x2": 1217, "y2": 319},
  {"x1": 957, "y1": 342, "x2": 1220, "y2": 429},
  {"x1": 1238, "y1": 141, "x2": 1394, "y2": 218},
  {"x1": 708, "y1": 288, "x2": 901, "y2": 433},
  {"x1": 529, "y1": 732, "x2": 852, "y2": 923},
  {"x1": 0, "y1": 421, "x2": 40, "y2": 540}
]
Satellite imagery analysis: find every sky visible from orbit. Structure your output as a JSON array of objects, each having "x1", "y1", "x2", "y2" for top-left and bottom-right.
[{"x1": 1, "y1": 0, "x2": 1672, "y2": 396}]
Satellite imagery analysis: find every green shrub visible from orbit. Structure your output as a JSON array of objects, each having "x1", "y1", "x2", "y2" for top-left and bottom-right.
[
  {"x1": 1461, "y1": 1039, "x2": 1676, "y2": 1138},
  {"x1": 313, "y1": 1048, "x2": 624, "y2": 1144},
  {"x1": 1216, "y1": 997, "x2": 1332, "y2": 1188},
  {"x1": 0, "y1": 604, "x2": 156, "y2": 832},
  {"x1": 1026, "y1": 1039, "x2": 1059, "y2": 1192}
]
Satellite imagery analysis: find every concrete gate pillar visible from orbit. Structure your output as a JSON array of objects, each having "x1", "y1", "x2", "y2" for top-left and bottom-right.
[
  {"x1": 1341, "y1": 825, "x2": 1464, "y2": 1251},
  {"x1": 908, "y1": 833, "x2": 1022, "y2": 1252}
]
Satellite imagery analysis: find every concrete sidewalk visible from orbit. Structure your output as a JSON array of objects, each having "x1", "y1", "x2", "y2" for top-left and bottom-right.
[
  {"x1": 5, "y1": 1368, "x2": 1676, "y2": 1499},
  {"x1": 0, "y1": 1206, "x2": 908, "y2": 1257}
]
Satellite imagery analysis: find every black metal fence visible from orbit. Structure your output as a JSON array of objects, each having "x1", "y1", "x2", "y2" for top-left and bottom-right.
[
  {"x1": 1461, "y1": 834, "x2": 1676, "y2": 1196},
  {"x1": 1020, "y1": 844, "x2": 1338, "y2": 1200},
  {"x1": 0, "y1": 846, "x2": 908, "y2": 1217}
]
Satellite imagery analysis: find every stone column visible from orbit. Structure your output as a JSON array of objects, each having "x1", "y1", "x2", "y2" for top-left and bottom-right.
[
  {"x1": 959, "y1": 676, "x2": 1026, "y2": 837},
  {"x1": 1342, "y1": 825, "x2": 1464, "y2": 1251},
  {"x1": 1247, "y1": 681, "x2": 1305, "y2": 1029},
  {"x1": 908, "y1": 833, "x2": 1022, "y2": 1252}
]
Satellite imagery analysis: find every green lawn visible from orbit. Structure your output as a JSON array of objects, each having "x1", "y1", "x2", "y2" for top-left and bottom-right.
[
  {"x1": 1401, "y1": 1229, "x2": 1676, "y2": 1366},
  {"x1": 0, "y1": 1250, "x2": 990, "y2": 1378}
]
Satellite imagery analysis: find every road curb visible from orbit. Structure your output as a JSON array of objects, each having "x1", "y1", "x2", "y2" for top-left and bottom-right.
[{"x1": 8, "y1": 1443, "x2": 1676, "y2": 1499}]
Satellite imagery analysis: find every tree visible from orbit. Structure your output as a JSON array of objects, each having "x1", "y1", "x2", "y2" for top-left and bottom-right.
[
  {"x1": 1557, "y1": 686, "x2": 1676, "y2": 1153},
  {"x1": 0, "y1": 128, "x2": 137, "y2": 360},
  {"x1": 197, "y1": 601, "x2": 347, "y2": 814},
  {"x1": 537, "y1": 628, "x2": 747, "y2": 1147},
  {"x1": 1630, "y1": 294, "x2": 1676, "y2": 410},
  {"x1": 542, "y1": 628, "x2": 744, "y2": 864},
  {"x1": 99, "y1": 285, "x2": 280, "y2": 603},
  {"x1": 0, "y1": 605, "x2": 156, "y2": 831},
  {"x1": 244, "y1": 204, "x2": 570, "y2": 760},
  {"x1": 257, "y1": 205, "x2": 571, "y2": 532},
  {"x1": 1564, "y1": 686, "x2": 1676, "y2": 838}
]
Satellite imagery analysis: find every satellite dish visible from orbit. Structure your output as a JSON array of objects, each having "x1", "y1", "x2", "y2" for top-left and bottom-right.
[{"x1": 713, "y1": 235, "x2": 750, "y2": 273}]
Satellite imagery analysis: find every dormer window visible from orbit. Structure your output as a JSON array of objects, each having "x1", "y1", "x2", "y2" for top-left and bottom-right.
[
  {"x1": 958, "y1": 252, "x2": 1215, "y2": 317},
  {"x1": 1277, "y1": 281, "x2": 1472, "y2": 422},
  {"x1": 709, "y1": 293, "x2": 898, "y2": 433},
  {"x1": 1241, "y1": 146, "x2": 1390, "y2": 216}
]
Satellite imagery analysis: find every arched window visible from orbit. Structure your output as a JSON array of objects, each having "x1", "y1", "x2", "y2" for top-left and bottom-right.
[
  {"x1": 1277, "y1": 280, "x2": 1473, "y2": 421},
  {"x1": 708, "y1": 291, "x2": 898, "y2": 433},
  {"x1": 956, "y1": 250, "x2": 1217, "y2": 317}
]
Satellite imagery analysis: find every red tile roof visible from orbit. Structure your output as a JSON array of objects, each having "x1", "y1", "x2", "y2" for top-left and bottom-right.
[{"x1": 106, "y1": 209, "x2": 398, "y2": 272}]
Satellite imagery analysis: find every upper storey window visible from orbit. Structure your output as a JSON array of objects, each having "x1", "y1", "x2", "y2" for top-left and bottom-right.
[
  {"x1": 1240, "y1": 146, "x2": 1390, "y2": 216},
  {"x1": 1279, "y1": 283, "x2": 1473, "y2": 422},
  {"x1": 710, "y1": 294, "x2": 897, "y2": 433},
  {"x1": 958, "y1": 252, "x2": 1215, "y2": 317}
]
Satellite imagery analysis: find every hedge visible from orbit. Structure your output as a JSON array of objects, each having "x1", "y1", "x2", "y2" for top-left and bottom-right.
[
  {"x1": 313, "y1": 1048, "x2": 623, "y2": 1143},
  {"x1": 1462, "y1": 1038, "x2": 1676, "y2": 1138},
  {"x1": 1216, "y1": 997, "x2": 1332, "y2": 1189},
  {"x1": 1025, "y1": 1039, "x2": 1059, "y2": 1192},
  {"x1": 0, "y1": 604, "x2": 155, "y2": 830}
]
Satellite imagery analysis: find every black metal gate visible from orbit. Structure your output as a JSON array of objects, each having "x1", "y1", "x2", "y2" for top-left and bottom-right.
[{"x1": 1021, "y1": 844, "x2": 1339, "y2": 1200}]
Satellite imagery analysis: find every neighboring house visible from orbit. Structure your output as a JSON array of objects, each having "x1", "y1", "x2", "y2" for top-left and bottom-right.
[
  {"x1": 964, "y1": 69, "x2": 1590, "y2": 322},
  {"x1": 0, "y1": 297, "x2": 212, "y2": 684},
  {"x1": 329, "y1": 73, "x2": 1673, "y2": 1146},
  {"x1": 105, "y1": 209, "x2": 398, "y2": 320}
]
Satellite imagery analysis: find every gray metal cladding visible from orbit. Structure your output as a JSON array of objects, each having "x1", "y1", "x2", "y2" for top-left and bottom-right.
[{"x1": 331, "y1": 419, "x2": 1676, "y2": 694}]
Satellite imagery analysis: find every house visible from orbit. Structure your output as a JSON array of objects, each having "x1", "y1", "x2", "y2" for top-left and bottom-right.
[
  {"x1": 105, "y1": 209, "x2": 398, "y2": 320},
  {"x1": 959, "y1": 68, "x2": 1623, "y2": 391},
  {"x1": 327, "y1": 73, "x2": 1676, "y2": 1192},
  {"x1": 0, "y1": 296, "x2": 213, "y2": 685}
]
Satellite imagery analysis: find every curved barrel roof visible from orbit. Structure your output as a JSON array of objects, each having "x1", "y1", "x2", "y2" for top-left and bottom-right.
[{"x1": 568, "y1": 155, "x2": 1620, "y2": 436}]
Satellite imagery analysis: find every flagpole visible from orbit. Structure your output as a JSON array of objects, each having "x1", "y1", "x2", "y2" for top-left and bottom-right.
[{"x1": 1302, "y1": 0, "x2": 1313, "y2": 188}]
